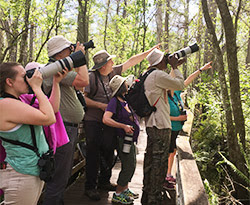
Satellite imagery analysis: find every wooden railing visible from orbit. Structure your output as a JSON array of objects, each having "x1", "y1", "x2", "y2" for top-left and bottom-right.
[{"x1": 175, "y1": 110, "x2": 209, "y2": 205}]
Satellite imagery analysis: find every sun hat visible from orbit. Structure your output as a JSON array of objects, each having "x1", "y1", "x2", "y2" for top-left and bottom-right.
[
  {"x1": 146, "y1": 48, "x2": 165, "y2": 66},
  {"x1": 109, "y1": 75, "x2": 131, "y2": 97},
  {"x1": 25, "y1": 62, "x2": 44, "y2": 71},
  {"x1": 92, "y1": 50, "x2": 116, "y2": 70},
  {"x1": 47, "y1": 35, "x2": 72, "y2": 57}
]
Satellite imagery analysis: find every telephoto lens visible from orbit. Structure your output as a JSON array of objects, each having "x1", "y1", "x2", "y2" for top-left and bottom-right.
[
  {"x1": 123, "y1": 131, "x2": 134, "y2": 154},
  {"x1": 170, "y1": 43, "x2": 199, "y2": 59},
  {"x1": 26, "y1": 50, "x2": 86, "y2": 79},
  {"x1": 72, "y1": 40, "x2": 95, "y2": 50},
  {"x1": 165, "y1": 43, "x2": 199, "y2": 64}
]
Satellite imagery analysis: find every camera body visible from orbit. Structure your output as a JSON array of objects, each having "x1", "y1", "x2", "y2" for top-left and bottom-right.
[
  {"x1": 25, "y1": 50, "x2": 86, "y2": 79},
  {"x1": 72, "y1": 40, "x2": 95, "y2": 51},
  {"x1": 180, "y1": 110, "x2": 187, "y2": 125},
  {"x1": 37, "y1": 149, "x2": 55, "y2": 182},
  {"x1": 123, "y1": 130, "x2": 134, "y2": 154},
  {"x1": 165, "y1": 43, "x2": 199, "y2": 64}
]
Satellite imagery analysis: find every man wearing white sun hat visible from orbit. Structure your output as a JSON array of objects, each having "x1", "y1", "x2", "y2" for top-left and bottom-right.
[
  {"x1": 141, "y1": 48, "x2": 185, "y2": 205},
  {"x1": 83, "y1": 45, "x2": 160, "y2": 201},
  {"x1": 42, "y1": 35, "x2": 89, "y2": 205}
]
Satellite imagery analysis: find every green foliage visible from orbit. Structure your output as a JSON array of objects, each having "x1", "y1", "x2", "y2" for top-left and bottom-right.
[
  {"x1": 204, "y1": 179, "x2": 219, "y2": 205},
  {"x1": 217, "y1": 152, "x2": 250, "y2": 190}
]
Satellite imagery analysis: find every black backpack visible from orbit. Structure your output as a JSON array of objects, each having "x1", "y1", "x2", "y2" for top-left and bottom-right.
[{"x1": 125, "y1": 68, "x2": 159, "y2": 117}]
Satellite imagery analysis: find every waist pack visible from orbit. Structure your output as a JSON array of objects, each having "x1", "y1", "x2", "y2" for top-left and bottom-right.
[{"x1": 0, "y1": 125, "x2": 55, "y2": 182}]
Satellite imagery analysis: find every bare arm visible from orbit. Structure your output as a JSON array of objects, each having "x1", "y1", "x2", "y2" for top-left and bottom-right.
[
  {"x1": 170, "y1": 115, "x2": 187, "y2": 121},
  {"x1": 184, "y1": 61, "x2": 212, "y2": 87},
  {"x1": 84, "y1": 93, "x2": 107, "y2": 112},
  {"x1": 49, "y1": 69, "x2": 68, "y2": 113},
  {"x1": 0, "y1": 70, "x2": 56, "y2": 130},
  {"x1": 121, "y1": 44, "x2": 161, "y2": 72},
  {"x1": 103, "y1": 111, "x2": 134, "y2": 134}
]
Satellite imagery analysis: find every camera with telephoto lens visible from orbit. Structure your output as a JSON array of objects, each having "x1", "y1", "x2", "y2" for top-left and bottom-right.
[
  {"x1": 180, "y1": 110, "x2": 187, "y2": 125},
  {"x1": 37, "y1": 149, "x2": 55, "y2": 182},
  {"x1": 25, "y1": 50, "x2": 86, "y2": 79},
  {"x1": 123, "y1": 128, "x2": 134, "y2": 154},
  {"x1": 165, "y1": 43, "x2": 199, "y2": 64},
  {"x1": 72, "y1": 40, "x2": 95, "y2": 51}
]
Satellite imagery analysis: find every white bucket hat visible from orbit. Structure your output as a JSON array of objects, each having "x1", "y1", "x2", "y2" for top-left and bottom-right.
[
  {"x1": 92, "y1": 50, "x2": 116, "y2": 70},
  {"x1": 47, "y1": 35, "x2": 72, "y2": 57},
  {"x1": 146, "y1": 48, "x2": 165, "y2": 66},
  {"x1": 109, "y1": 75, "x2": 132, "y2": 97}
]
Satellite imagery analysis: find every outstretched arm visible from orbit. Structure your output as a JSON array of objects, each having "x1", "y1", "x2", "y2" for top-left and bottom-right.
[
  {"x1": 184, "y1": 61, "x2": 212, "y2": 87},
  {"x1": 121, "y1": 44, "x2": 161, "y2": 72}
]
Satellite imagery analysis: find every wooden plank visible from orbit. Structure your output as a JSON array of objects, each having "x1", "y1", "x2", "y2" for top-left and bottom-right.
[{"x1": 176, "y1": 136, "x2": 209, "y2": 205}]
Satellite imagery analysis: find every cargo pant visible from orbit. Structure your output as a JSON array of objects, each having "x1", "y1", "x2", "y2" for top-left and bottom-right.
[{"x1": 141, "y1": 127, "x2": 171, "y2": 205}]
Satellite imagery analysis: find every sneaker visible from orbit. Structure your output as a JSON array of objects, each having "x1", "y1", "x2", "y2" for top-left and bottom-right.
[
  {"x1": 98, "y1": 182, "x2": 117, "y2": 191},
  {"x1": 112, "y1": 192, "x2": 134, "y2": 204},
  {"x1": 123, "y1": 189, "x2": 139, "y2": 199},
  {"x1": 166, "y1": 175, "x2": 176, "y2": 184},
  {"x1": 163, "y1": 181, "x2": 175, "y2": 191},
  {"x1": 85, "y1": 189, "x2": 101, "y2": 201}
]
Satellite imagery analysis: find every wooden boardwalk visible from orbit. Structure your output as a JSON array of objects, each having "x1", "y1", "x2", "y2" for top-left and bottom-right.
[{"x1": 63, "y1": 122, "x2": 176, "y2": 205}]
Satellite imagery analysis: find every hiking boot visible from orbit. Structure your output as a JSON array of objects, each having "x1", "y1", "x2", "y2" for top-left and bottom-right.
[
  {"x1": 163, "y1": 181, "x2": 175, "y2": 191},
  {"x1": 112, "y1": 192, "x2": 134, "y2": 204},
  {"x1": 98, "y1": 182, "x2": 117, "y2": 191},
  {"x1": 123, "y1": 189, "x2": 139, "y2": 199},
  {"x1": 85, "y1": 189, "x2": 101, "y2": 201},
  {"x1": 166, "y1": 175, "x2": 176, "y2": 184}
]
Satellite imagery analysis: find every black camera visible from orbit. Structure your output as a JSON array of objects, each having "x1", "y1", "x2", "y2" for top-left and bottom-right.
[
  {"x1": 37, "y1": 149, "x2": 55, "y2": 182},
  {"x1": 165, "y1": 43, "x2": 199, "y2": 64},
  {"x1": 180, "y1": 110, "x2": 187, "y2": 125},
  {"x1": 26, "y1": 50, "x2": 86, "y2": 79},
  {"x1": 72, "y1": 40, "x2": 95, "y2": 51}
]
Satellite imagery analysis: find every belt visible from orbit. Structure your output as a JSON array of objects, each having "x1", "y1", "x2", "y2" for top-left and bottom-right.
[{"x1": 64, "y1": 122, "x2": 79, "y2": 128}]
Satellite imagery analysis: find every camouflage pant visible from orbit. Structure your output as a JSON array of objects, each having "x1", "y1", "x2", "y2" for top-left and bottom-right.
[{"x1": 141, "y1": 127, "x2": 171, "y2": 205}]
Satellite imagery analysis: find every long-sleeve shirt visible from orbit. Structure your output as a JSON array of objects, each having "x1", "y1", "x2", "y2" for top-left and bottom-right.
[{"x1": 144, "y1": 69, "x2": 185, "y2": 129}]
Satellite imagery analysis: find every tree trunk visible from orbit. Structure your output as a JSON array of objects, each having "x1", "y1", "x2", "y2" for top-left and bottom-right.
[
  {"x1": 215, "y1": 0, "x2": 246, "y2": 150},
  {"x1": 164, "y1": 0, "x2": 170, "y2": 51},
  {"x1": 203, "y1": 0, "x2": 216, "y2": 75},
  {"x1": 77, "y1": 0, "x2": 89, "y2": 64},
  {"x1": 103, "y1": 0, "x2": 111, "y2": 50},
  {"x1": 156, "y1": 1, "x2": 163, "y2": 44},
  {"x1": 29, "y1": 24, "x2": 34, "y2": 62},
  {"x1": 18, "y1": 0, "x2": 31, "y2": 65},
  {"x1": 246, "y1": 30, "x2": 250, "y2": 70},
  {"x1": 182, "y1": 0, "x2": 189, "y2": 79},
  {"x1": 202, "y1": 0, "x2": 247, "y2": 201}
]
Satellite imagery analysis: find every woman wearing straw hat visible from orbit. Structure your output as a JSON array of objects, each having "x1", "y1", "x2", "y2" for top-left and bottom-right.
[{"x1": 103, "y1": 75, "x2": 140, "y2": 204}]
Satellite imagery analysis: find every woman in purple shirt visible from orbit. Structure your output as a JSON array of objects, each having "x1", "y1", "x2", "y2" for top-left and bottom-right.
[{"x1": 103, "y1": 75, "x2": 140, "y2": 205}]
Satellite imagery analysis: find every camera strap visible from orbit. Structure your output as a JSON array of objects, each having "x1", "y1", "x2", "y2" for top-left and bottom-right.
[
  {"x1": 1, "y1": 93, "x2": 41, "y2": 157},
  {"x1": 168, "y1": 92, "x2": 184, "y2": 112},
  {"x1": 96, "y1": 71, "x2": 110, "y2": 102},
  {"x1": 0, "y1": 125, "x2": 40, "y2": 157}
]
